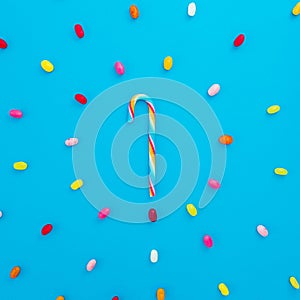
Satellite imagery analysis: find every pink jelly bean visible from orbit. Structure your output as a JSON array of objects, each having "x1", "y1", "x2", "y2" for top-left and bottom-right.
[
  {"x1": 208, "y1": 179, "x2": 221, "y2": 189},
  {"x1": 98, "y1": 208, "x2": 110, "y2": 219},
  {"x1": 148, "y1": 208, "x2": 157, "y2": 222},
  {"x1": 208, "y1": 84, "x2": 220, "y2": 97},
  {"x1": 65, "y1": 138, "x2": 79, "y2": 147},
  {"x1": 257, "y1": 225, "x2": 268, "y2": 237},
  {"x1": 203, "y1": 235, "x2": 213, "y2": 248},
  {"x1": 86, "y1": 259, "x2": 96, "y2": 271},
  {"x1": 114, "y1": 61, "x2": 125, "y2": 75},
  {"x1": 9, "y1": 109, "x2": 23, "y2": 118}
]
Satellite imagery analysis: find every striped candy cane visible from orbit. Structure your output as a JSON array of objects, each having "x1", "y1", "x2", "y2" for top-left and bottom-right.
[{"x1": 128, "y1": 94, "x2": 156, "y2": 197}]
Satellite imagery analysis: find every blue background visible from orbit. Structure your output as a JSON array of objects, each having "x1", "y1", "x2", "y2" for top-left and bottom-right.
[{"x1": 0, "y1": 0, "x2": 299, "y2": 299}]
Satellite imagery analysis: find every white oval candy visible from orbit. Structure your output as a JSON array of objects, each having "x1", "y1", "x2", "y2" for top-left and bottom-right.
[
  {"x1": 150, "y1": 249, "x2": 158, "y2": 263},
  {"x1": 0, "y1": 211, "x2": 2, "y2": 218},
  {"x1": 208, "y1": 83, "x2": 221, "y2": 97},
  {"x1": 65, "y1": 137, "x2": 79, "y2": 147},
  {"x1": 188, "y1": 2, "x2": 196, "y2": 17},
  {"x1": 86, "y1": 259, "x2": 96, "y2": 271}
]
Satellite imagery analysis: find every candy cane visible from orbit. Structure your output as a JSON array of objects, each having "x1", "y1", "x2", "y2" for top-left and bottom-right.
[{"x1": 128, "y1": 94, "x2": 156, "y2": 197}]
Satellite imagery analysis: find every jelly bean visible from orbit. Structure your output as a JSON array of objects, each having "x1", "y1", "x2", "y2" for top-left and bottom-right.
[
  {"x1": 41, "y1": 224, "x2": 53, "y2": 235},
  {"x1": 10, "y1": 266, "x2": 21, "y2": 279},
  {"x1": 256, "y1": 225, "x2": 268, "y2": 237},
  {"x1": 290, "y1": 276, "x2": 300, "y2": 289},
  {"x1": 41, "y1": 60, "x2": 54, "y2": 73},
  {"x1": 186, "y1": 204, "x2": 197, "y2": 217},
  {"x1": 188, "y1": 2, "x2": 196, "y2": 16},
  {"x1": 233, "y1": 34, "x2": 245, "y2": 47},
  {"x1": 74, "y1": 24, "x2": 84, "y2": 38},
  {"x1": 163, "y1": 56, "x2": 173, "y2": 71},
  {"x1": 150, "y1": 249, "x2": 158, "y2": 263},
  {"x1": 274, "y1": 168, "x2": 288, "y2": 176},
  {"x1": 13, "y1": 161, "x2": 28, "y2": 171},
  {"x1": 156, "y1": 288, "x2": 165, "y2": 300},
  {"x1": 114, "y1": 61, "x2": 125, "y2": 75},
  {"x1": 98, "y1": 208, "x2": 110, "y2": 219},
  {"x1": 74, "y1": 93, "x2": 87, "y2": 105},
  {"x1": 267, "y1": 105, "x2": 280, "y2": 115},
  {"x1": 208, "y1": 179, "x2": 220, "y2": 189},
  {"x1": 112, "y1": 297, "x2": 119, "y2": 300},
  {"x1": 203, "y1": 234, "x2": 213, "y2": 248},
  {"x1": 292, "y1": 2, "x2": 300, "y2": 15},
  {"x1": 219, "y1": 135, "x2": 233, "y2": 145},
  {"x1": 0, "y1": 210, "x2": 3, "y2": 218},
  {"x1": 208, "y1": 83, "x2": 220, "y2": 96},
  {"x1": 70, "y1": 179, "x2": 83, "y2": 190},
  {"x1": 56, "y1": 296, "x2": 65, "y2": 300},
  {"x1": 86, "y1": 259, "x2": 97, "y2": 271},
  {"x1": 0, "y1": 38, "x2": 8, "y2": 49},
  {"x1": 130, "y1": 4, "x2": 139, "y2": 19},
  {"x1": 9, "y1": 109, "x2": 23, "y2": 118},
  {"x1": 218, "y1": 283, "x2": 229, "y2": 296},
  {"x1": 65, "y1": 138, "x2": 79, "y2": 147},
  {"x1": 148, "y1": 208, "x2": 157, "y2": 222}
]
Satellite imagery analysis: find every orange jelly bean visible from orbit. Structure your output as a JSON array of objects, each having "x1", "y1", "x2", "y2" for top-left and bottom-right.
[
  {"x1": 219, "y1": 135, "x2": 233, "y2": 145},
  {"x1": 10, "y1": 266, "x2": 21, "y2": 279},
  {"x1": 156, "y1": 288, "x2": 165, "y2": 300},
  {"x1": 130, "y1": 5, "x2": 139, "y2": 19}
]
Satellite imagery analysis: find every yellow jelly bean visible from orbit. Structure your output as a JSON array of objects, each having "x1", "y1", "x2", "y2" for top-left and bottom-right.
[
  {"x1": 218, "y1": 283, "x2": 229, "y2": 296},
  {"x1": 290, "y1": 276, "x2": 299, "y2": 289},
  {"x1": 163, "y1": 56, "x2": 173, "y2": 71},
  {"x1": 267, "y1": 105, "x2": 280, "y2": 115},
  {"x1": 13, "y1": 161, "x2": 28, "y2": 171},
  {"x1": 274, "y1": 168, "x2": 288, "y2": 176},
  {"x1": 292, "y1": 2, "x2": 300, "y2": 15},
  {"x1": 41, "y1": 60, "x2": 54, "y2": 73},
  {"x1": 70, "y1": 179, "x2": 83, "y2": 190},
  {"x1": 186, "y1": 204, "x2": 197, "y2": 216}
]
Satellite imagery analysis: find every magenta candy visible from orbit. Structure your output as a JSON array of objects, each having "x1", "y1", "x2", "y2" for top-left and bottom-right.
[
  {"x1": 203, "y1": 235, "x2": 213, "y2": 248},
  {"x1": 148, "y1": 208, "x2": 157, "y2": 222},
  {"x1": 9, "y1": 109, "x2": 23, "y2": 119},
  {"x1": 208, "y1": 179, "x2": 221, "y2": 189},
  {"x1": 114, "y1": 61, "x2": 125, "y2": 75},
  {"x1": 98, "y1": 208, "x2": 110, "y2": 219}
]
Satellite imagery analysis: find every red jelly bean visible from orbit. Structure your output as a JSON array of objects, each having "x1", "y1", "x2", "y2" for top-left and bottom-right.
[
  {"x1": 75, "y1": 93, "x2": 87, "y2": 105},
  {"x1": 112, "y1": 297, "x2": 119, "y2": 300},
  {"x1": 0, "y1": 38, "x2": 7, "y2": 49},
  {"x1": 148, "y1": 208, "x2": 157, "y2": 222},
  {"x1": 74, "y1": 24, "x2": 84, "y2": 38},
  {"x1": 203, "y1": 234, "x2": 213, "y2": 248},
  {"x1": 233, "y1": 34, "x2": 245, "y2": 47},
  {"x1": 41, "y1": 224, "x2": 53, "y2": 236}
]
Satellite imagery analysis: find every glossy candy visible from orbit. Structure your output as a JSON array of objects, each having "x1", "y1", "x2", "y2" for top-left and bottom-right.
[
  {"x1": 163, "y1": 56, "x2": 173, "y2": 71},
  {"x1": 9, "y1": 109, "x2": 23, "y2": 118},
  {"x1": 112, "y1": 297, "x2": 119, "y2": 300},
  {"x1": 208, "y1": 179, "x2": 220, "y2": 189},
  {"x1": 267, "y1": 105, "x2": 280, "y2": 114},
  {"x1": 13, "y1": 161, "x2": 28, "y2": 171},
  {"x1": 41, "y1": 224, "x2": 53, "y2": 235},
  {"x1": 187, "y1": 2, "x2": 196, "y2": 16},
  {"x1": 233, "y1": 34, "x2": 245, "y2": 47},
  {"x1": 150, "y1": 249, "x2": 158, "y2": 263},
  {"x1": 75, "y1": 93, "x2": 87, "y2": 105},
  {"x1": 290, "y1": 276, "x2": 300, "y2": 289},
  {"x1": 114, "y1": 61, "x2": 125, "y2": 75},
  {"x1": 65, "y1": 138, "x2": 79, "y2": 147},
  {"x1": 0, "y1": 38, "x2": 8, "y2": 49},
  {"x1": 203, "y1": 235, "x2": 213, "y2": 248},
  {"x1": 219, "y1": 135, "x2": 233, "y2": 145},
  {"x1": 0, "y1": 211, "x2": 3, "y2": 218},
  {"x1": 208, "y1": 83, "x2": 220, "y2": 96},
  {"x1": 148, "y1": 208, "x2": 157, "y2": 222},
  {"x1": 70, "y1": 179, "x2": 83, "y2": 190},
  {"x1": 218, "y1": 283, "x2": 229, "y2": 296},
  {"x1": 98, "y1": 208, "x2": 110, "y2": 219},
  {"x1": 292, "y1": 2, "x2": 300, "y2": 15},
  {"x1": 10, "y1": 266, "x2": 21, "y2": 279},
  {"x1": 257, "y1": 225, "x2": 268, "y2": 237},
  {"x1": 156, "y1": 288, "x2": 165, "y2": 300},
  {"x1": 74, "y1": 24, "x2": 84, "y2": 38},
  {"x1": 130, "y1": 5, "x2": 139, "y2": 19},
  {"x1": 86, "y1": 259, "x2": 97, "y2": 271},
  {"x1": 56, "y1": 296, "x2": 65, "y2": 300},
  {"x1": 41, "y1": 60, "x2": 54, "y2": 73},
  {"x1": 186, "y1": 204, "x2": 197, "y2": 216},
  {"x1": 274, "y1": 168, "x2": 288, "y2": 176}
]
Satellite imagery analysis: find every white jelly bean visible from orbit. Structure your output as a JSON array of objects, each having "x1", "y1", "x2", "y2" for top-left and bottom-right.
[
  {"x1": 188, "y1": 2, "x2": 196, "y2": 17},
  {"x1": 150, "y1": 249, "x2": 158, "y2": 263}
]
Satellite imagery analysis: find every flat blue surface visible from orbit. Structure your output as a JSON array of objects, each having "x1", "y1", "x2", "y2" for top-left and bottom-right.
[{"x1": 0, "y1": 0, "x2": 300, "y2": 299}]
